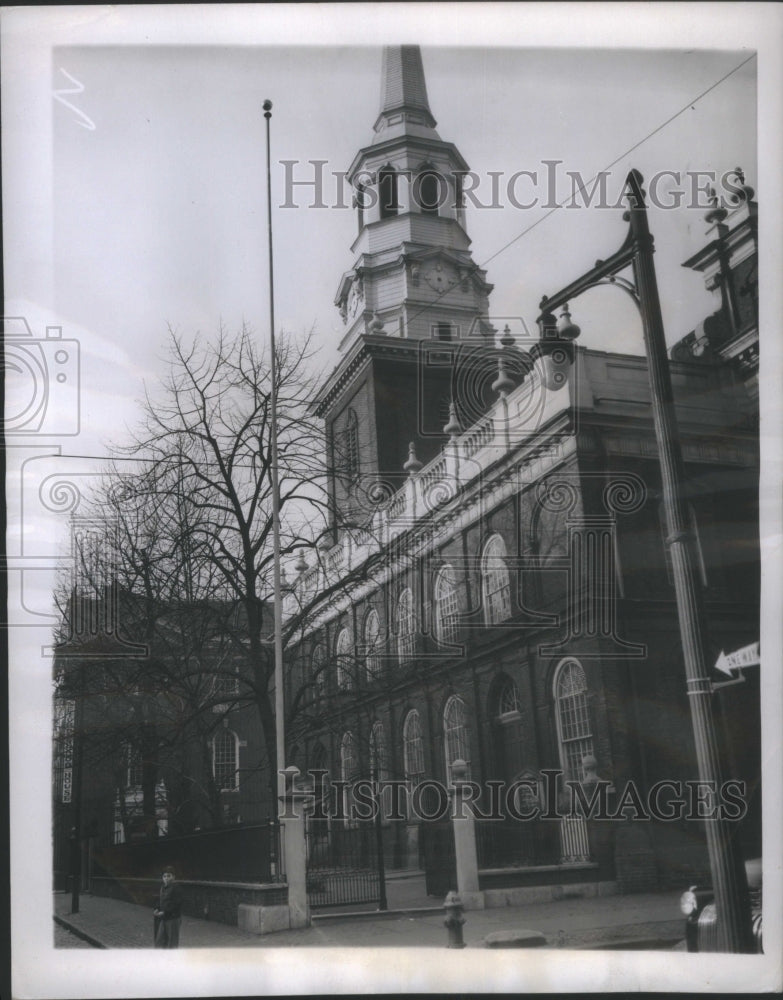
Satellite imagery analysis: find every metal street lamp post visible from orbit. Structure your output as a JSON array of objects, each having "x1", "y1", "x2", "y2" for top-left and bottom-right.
[
  {"x1": 262, "y1": 99, "x2": 287, "y2": 806},
  {"x1": 536, "y1": 169, "x2": 753, "y2": 952}
]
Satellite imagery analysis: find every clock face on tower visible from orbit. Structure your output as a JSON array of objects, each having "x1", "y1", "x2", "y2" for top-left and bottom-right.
[{"x1": 424, "y1": 261, "x2": 457, "y2": 292}]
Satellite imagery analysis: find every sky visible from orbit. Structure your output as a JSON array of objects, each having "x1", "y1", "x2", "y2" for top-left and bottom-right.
[{"x1": 4, "y1": 5, "x2": 782, "y2": 997}]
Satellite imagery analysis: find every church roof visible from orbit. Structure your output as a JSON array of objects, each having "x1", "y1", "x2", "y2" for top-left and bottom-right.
[
  {"x1": 372, "y1": 45, "x2": 438, "y2": 140},
  {"x1": 379, "y1": 46, "x2": 434, "y2": 120}
]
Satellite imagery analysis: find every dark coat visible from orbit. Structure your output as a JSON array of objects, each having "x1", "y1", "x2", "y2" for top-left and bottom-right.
[{"x1": 158, "y1": 882, "x2": 183, "y2": 920}]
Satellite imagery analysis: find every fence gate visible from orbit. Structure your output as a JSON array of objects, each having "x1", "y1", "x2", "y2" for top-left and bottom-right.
[
  {"x1": 305, "y1": 820, "x2": 382, "y2": 909},
  {"x1": 420, "y1": 818, "x2": 456, "y2": 898}
]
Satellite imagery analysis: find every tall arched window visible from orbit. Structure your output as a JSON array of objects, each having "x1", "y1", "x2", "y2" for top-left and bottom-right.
[
  {"x1": 343, "y1": 408, "x2": 359, "y2": 484},
  {"x1": 396, "y1": 588, "x2": 416, "y2": 663},
  {"x1": 213, "y1": 728, "x2": 239, "y2": 790},
  {"x1": 340, "y1": 731, "x2": 358, "y2": 825},
  {"x1": 369, "y1": 721, "x2": 389, "y2": 782},
  {"x1": 434, "y1": 565, "x2": 459, "y2": 645},
  {"x1": 311, "y1": 644, "x2": 327, "y2": 701},
  {"x1": 364, "y1": 609, "x2": 382, "y2": 682},
  {"x1": 482, "y1": 534, "x2": 512, "y2": 625},
  {"x1": 403, "y1": 709, "x2": 425, "y2": 787},
  {"x1": 336, "y1": 628, "x2": 354, "y2": 690},
  {"x1": 443, "y1": 695, "x2": 471, "y2": 782},
  {"x1": 379, "y1": 166, "x2": 399, "y2": 218},
  {"x1": 553, "y1": 658, "x2": 594, "y2": 781}
]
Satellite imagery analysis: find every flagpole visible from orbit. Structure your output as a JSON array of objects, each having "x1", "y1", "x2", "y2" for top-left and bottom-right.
[{"x1": 263, "y1": 99, "x2": 286, "y2": 807}]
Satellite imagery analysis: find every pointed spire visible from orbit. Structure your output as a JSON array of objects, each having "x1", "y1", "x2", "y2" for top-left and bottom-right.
[
  {"x1": 380, "y1": 46, "x2": 434, "y2": 119},
  {"x1": 374, "y1": 46, "x2": 438, "y2": 139}
]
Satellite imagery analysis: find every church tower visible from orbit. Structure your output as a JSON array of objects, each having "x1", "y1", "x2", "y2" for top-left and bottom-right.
[{"x1": 314, "y1": 46, "x2": 501, "y2": 532}]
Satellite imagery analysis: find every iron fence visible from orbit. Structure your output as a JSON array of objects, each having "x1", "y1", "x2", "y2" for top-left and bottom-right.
[{"x1": 305, "y1": 820, "x2": 382, "y2": 908}]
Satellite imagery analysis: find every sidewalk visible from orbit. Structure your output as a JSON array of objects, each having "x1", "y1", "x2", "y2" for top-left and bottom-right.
[{"x1": 54, "y1": 886, "x2": 685, "y2": 950}]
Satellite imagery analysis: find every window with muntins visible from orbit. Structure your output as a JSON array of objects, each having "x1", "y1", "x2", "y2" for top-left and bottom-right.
[
  {"x1": 364, "y1": 609, "x2": 382, "y2": 681},
  {"x1": 434, "y1": 566, "x2": 459, "y2": 645},
  {"x1": 213, "y1": 729, "x2": 239, "y2": 790},
  {"x1": 443, "y1": 695, "x2": 471, "y2": 781},
  {"x1": 336, "y1": 628, "x2": 354, "y2": 690},
  {"x1": 482, "y1": 534, "x2": 512, "y2": 624},
  {"x1": 554, "y1": 659, "x2": 594, "y2": 781},
  {"x1": 496, "y1": 677, "x2": 521, "y2": 717},
  {"x1": 396, "y1": 588, "x2": 416, "y2": 663},
  {"x1": 370, "y1": 721, "x2": 389, "y2": 782},
  {"x1": 403, "y1": 709, "x2": 425, "y2": 782},
  {"x1": 126, "y1": 743, "x2": 143, "y2": 788}
]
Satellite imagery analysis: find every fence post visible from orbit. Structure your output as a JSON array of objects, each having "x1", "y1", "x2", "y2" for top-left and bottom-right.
[
  {"x1": 280, "y1": 765, "x2": 311, "y2": 929},
  {"x1": 449, "y1": 760, "x2": 483, "y2": 909}
]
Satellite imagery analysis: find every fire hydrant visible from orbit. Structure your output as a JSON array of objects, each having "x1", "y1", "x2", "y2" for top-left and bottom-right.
[{"x1": 443, "y1": 891, "x2": 466, "y2": 949}]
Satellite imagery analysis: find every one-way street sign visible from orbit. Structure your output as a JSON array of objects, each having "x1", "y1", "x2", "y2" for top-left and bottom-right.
[{"x1": 715, "y1": 641, "x2": 760, "y2": 676}]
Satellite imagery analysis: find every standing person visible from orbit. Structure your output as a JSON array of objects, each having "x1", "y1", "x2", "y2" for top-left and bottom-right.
[{"x1": 153, "y1": 867, "x2": 183, "y2": 948}]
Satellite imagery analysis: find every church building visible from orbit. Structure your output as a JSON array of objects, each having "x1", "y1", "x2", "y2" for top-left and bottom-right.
[{"x1": 283, "y1": 45, "x2": 760, "y2": 893}]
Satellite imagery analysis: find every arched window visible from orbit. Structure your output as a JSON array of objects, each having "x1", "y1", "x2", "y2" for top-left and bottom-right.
[
  {"x1": 379, "y1": 166, "x2": 399, "y2": 218},
  {"x1": 396, "y1": 588, "x2": 416, "y2": 662},
  {"x1": 369, "y1": 721, "x2": 389, "y2": 783},
  {"x1": 311, "y1": 644, "x2": 327, "y2": 701},
  {"x1": 364, "y1": 609, "x2": 382, "y2": 682},
  {"x1": 496, "y1": 676, "x2": 521, "y2": 717},
  {"x1": 482, "y1": 534, "x2": 512, "y2": 625},
  {"x1": 335, "y1": 628, "x2": 354, "y2": 690},
  {"x1": 443, "y1": 695, "x2": 471, "y2": 782},
  {"x1": 340, "y1": 732, "x2": 358, "y2": 825},
  {"x1": 403, "y1": 709, "x2": 425, "y2": 786},
  {"x1": 343, "y1": 408, "x2": 359, "y2": 484},
  {"x1": 213, "y1": 728, "x2": 239, "y2": 790},
  {"x1": 414, "y1": 168, "x2": 446, "y2": 216},
  {"x1": 553, "y1": 658, "x2": 594, "y2": 781},
  {"x1": 434, "y1": 565, "x2": 459, "y2": 646}
]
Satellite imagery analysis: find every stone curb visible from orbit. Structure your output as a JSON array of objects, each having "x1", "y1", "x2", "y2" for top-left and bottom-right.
[
  {"x1": 53, "y1": 914, "x2": 106, "y2": 949},
  {"x1": 312, "y1": 905, "x2": 445, "y2": 922}
]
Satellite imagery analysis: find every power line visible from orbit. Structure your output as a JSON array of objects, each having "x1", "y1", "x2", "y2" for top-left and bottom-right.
[
  {"x1": 478, "y1": 50, "x2": 757, "y2": 271},
  {"x1": 403, "y1": 50, "x2": 756, "y2": 330}
]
